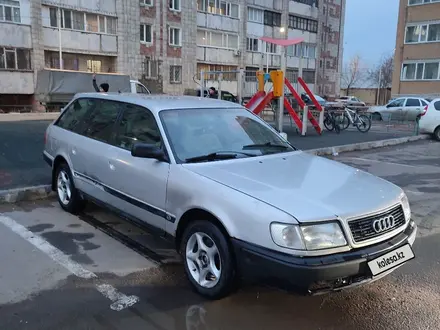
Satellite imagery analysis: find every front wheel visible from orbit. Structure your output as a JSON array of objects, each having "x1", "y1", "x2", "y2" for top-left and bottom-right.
[
  {"x1": 335, "y1": 114, "x2": 350, "y2": 131},
  {"x1": 356, "y1": 114, "x2": 372, "y2": 133},
  {"x1": 181, "y1": 220, "x2": 236, "y2": 300}
]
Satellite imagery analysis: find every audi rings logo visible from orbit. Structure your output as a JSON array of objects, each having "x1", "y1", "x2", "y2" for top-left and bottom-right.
[{"x1": 372, "y1": 215, "x2": 395, "y2": 233}]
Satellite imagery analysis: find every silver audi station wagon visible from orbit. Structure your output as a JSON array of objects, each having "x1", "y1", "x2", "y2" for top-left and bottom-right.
[{"x1": 43, "y1": 93, "x2": 417, "y2": 299}]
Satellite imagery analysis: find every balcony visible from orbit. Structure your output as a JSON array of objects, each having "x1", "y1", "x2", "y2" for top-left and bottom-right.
[
  {"x1": 0, "y1": 71, "x2": 34, "y2": 94},
  {"x1": 42, "y1": 28, "x2": 117, "y2": 54}
]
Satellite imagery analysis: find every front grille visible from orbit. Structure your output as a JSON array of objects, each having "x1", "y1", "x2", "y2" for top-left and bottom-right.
[{"x1": 348, "y1": 204, "x2": 406, "y2": 243}]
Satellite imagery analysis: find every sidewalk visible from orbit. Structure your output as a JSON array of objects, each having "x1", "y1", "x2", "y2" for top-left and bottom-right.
[{"x1": 0, "y1": 112, "x2": 60, "y2": 122}]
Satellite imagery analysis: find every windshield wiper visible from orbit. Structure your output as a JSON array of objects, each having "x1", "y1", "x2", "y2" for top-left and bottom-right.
[
  {"x1": 184, "y1": 151, "x2": 255, "y2": 163},
  {"x1": 242, "y1": 142, "x2": 291, "y2": 150}
]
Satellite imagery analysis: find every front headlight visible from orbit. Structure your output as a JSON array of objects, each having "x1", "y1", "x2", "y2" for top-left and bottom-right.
[
  {"x1": 401, "y1": 193, "x2": 411, "y2": 221},
  {"x1": 270, "y1": 222, "x2": 347, "y2": 251}
]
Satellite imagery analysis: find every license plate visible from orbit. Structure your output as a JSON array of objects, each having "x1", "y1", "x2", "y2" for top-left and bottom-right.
[{"x1": 368, "y1": 244, "x2": 415, "y2": 276}]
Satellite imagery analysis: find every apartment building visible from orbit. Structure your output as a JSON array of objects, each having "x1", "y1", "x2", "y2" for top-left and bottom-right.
[
  {"x1": 0, "y1": 0, "x2": 345, "y2": 109},
  {"x1": 392, "y1": 0, "x2": 440, "y2": 97}
]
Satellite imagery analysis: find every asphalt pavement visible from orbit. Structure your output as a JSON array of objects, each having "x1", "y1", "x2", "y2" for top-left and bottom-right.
[
  {"x1": 0, "y1": 140, "x2": 440, "y2": 329},
  {"x1": 0, "y1": 119, "x2": 416, "y2": 190}
]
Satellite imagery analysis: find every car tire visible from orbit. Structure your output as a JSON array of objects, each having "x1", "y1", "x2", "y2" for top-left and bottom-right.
[
  {"x1": 55, "y1": 162, "x2": 84, "y2": 214},
  {"x1": 434, "y1": 126, "x2": 440, "y2": 141},
  {"x1": 372, "y1": 112, "x2": 382, "y2": 121},
  {"x1": 181, "y1": 220, "x2": 236, "y2": 300}
]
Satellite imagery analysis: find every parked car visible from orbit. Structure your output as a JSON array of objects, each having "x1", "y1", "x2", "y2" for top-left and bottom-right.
[
  {"x1": 43, "y1": 93, "x2": 416, "y2": 299},
  {"x1": 197, "y1": 89, "x2": 239, "y2": 103},
  {"x1": 419, "y1": 98, "x2": 440, "y2": 141},
  {"x1": 368, "y1": 97, "x2": 429, "y2": 121},
  {"x1": 335, "y1": 96, "x2": 366, "y2": 107}
]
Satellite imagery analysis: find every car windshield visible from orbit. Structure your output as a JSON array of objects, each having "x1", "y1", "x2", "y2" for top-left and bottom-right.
[{"x1": 159, "y1": 108, "x2": 296, "y2": 163}]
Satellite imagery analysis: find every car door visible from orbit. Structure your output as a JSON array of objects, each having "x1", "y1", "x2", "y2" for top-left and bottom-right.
[
  {"x1": 69, "y1": 98, "x2": 123, "y2": 202},
  {"x1": 403, "y1": 98, "x2": 422, "y2": 121},
  {"x1": 102, "y1": 103, "x2": 170, "y2": 231},
  {"x1": 382, "y1": 98, "x2": 405, "y2": 121},
  {"x1": 52, "y1": 98, "x2": 102, "y2": 195}
]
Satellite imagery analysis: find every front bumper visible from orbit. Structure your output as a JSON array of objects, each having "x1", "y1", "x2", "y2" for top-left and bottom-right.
[{"x1": 232, "y1": 220, "x2": 417, "y2": 295}]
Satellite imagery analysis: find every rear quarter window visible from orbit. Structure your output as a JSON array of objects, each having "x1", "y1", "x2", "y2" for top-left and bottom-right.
[{"x1": 55, "y1": 98, "x2": 97, "y2": 134}]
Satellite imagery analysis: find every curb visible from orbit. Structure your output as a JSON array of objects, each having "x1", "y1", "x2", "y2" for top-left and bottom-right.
[
  {"x1": 305, "y1": 134, "x2": 431, "y2": 156},
  {"x1": 0, "y1": 185, "x2": 54, "y2": 204},
  {"x1": 0, "y1": 112, "x2": 60, "y2": 122},
  {"x1": 0, "y1": 134, "x2": 432, "y2": 204}
]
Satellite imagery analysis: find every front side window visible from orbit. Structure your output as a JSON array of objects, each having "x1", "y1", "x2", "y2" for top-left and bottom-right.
[
  {"x1": 83, "y1": 99, "x2": 121, "y2": 143},
  {"x1": 388, "y1": 98, "x2": 405, "y2": 108},
  {"x1": 55, "y1": 98, "x2": 96, "y2": 134},
  {"x1": 160, "y1": 108, "x2": 295, "y2": 163},
  {"x1": 114, "y1": 104, "x2": 161, "y2": 151}
]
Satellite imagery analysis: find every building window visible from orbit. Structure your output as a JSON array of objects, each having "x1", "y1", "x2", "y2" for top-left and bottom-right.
[
  {"x1": 87, "y1": 60, "x2": 102, "y2": 73},
  {"x1": 0, "y1": 47, "x2": 31, "y2": 70},
  {"x1": 265, "y1": 42, "x2": 277, "y2": 54},
  {"x1": 0, "y1": 0, "x2": 20, "y2": 23},
  {"x1": 401, "y1": 61, "x2": 440, "y2": 81},
  {"x1": 140, "y1": 24, "x2": 153, "y2": 43},
  {"x1": 292, "y1": 0, "x2": 319, "y2": 6},
  {"x1": 169, "y1": 27, "x2": 181, "y2": 46},
  {"x1": 263, "y1": 10, "x2": 281, "y2": 27},
  {"x1": 197, "y1": 0, "x2": 239, "y2": 18},
  {"x1": 286, "y1": 43, "x2": 316, "y2": 58},
  {"x1": 197, "y1": 29, "x2": 239, "y2": 49},
  {"x1": 170, "y1": 66, "x2": 182, "y2": 83},
  {"x1": 409, "y1": 0, "x2": 440, "y2": 5},
  {"x1": 247, "y1": 7, "x2": 263, "y2": 23},
  {"x1": 142, "y1": 56, "x2": 158, "y2": 78},
  {"x1": 288, "y1": 15, "x2": 318, "y2": 33},
  {"x1": 47, "y1": 7, "x2": 116, "y2": 34},
  {"x1": 169, "y1": 0, "x2": 180, "y2": 11},
  {"x1": 140, "y1": 0, "x2": 153, "y2": 6},
  {"x1": 197, "y1": 63, "x2": 238, "y2": 81},
  {"x1": 302, "y1": 70, "x2": 316, "y2": 84},
  {"x1": 405, "y1": 24, "x2": 429, "y2": 43},
  {"x1": 246, "y1": 37, "x2": 259, "y2": 52}
]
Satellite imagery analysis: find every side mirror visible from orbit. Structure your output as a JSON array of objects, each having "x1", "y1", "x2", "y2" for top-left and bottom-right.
[{"x1": 131, "y1": 143, "x2": 166, "y2": 161}]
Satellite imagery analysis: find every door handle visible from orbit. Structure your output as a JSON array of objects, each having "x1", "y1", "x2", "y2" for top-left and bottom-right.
[{"x1": 108, "y1": 161, "x2": 115, "y2": 171}]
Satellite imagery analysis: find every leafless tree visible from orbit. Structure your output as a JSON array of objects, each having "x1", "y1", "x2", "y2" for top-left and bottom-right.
[
  {"x1": 341, "y1": 55, "x2": 365, "y2": 96},
  {"x1": 368, "y1": 54, "x2": 394, "y2": 104}
]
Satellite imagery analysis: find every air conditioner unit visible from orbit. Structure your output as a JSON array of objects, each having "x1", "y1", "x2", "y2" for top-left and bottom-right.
[{"x1": 233, "y1": 49, "x2": 241, "y2": 56}]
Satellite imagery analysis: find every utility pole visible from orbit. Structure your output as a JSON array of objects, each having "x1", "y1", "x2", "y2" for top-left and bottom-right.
[
  {"x1": 376, "y1": 68, "x2": 382, "y2": 105},
  {"x1": 58, "y1": 7, "x2": 63, "y2": 69}
]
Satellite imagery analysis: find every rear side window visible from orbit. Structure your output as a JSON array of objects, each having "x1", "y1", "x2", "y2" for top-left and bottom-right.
[
  {"x1": 434, "y1": 101, "x2": 440, "y2": 111},
  {"x1": 82, "y1": 99, "x2": 121, "y2": 143},
  {"x1": 114, "y1": 104, "x2": 161, "y2": 151},
  {"x1": 55, "y1": 98, "x2": 96, "y2": 134},
  {"x1": 421, "y1": 100, "x2": 428, "y2": 106},
  {"x1": 406, "y1": 98, "x2": 420, "y2": 107}
]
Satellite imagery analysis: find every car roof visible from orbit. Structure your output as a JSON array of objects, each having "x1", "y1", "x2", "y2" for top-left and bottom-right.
[{"x1": 73, "y1": 93, "x2": 242, "y2": 113}]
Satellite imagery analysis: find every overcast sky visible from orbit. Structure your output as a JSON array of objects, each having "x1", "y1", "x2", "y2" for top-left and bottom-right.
[{"x1": 343, "y1": 0, "x2": 399, "y2": 68}]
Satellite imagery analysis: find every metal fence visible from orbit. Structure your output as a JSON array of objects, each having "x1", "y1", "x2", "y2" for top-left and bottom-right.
[{"x1": 0, "y1": 105, "x2": 33, "y2": 113}]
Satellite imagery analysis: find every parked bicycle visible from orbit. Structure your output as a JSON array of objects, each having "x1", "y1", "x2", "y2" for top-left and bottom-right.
[
  {"x1": 324, "y1": 110, "x2": 341, "y2": 134},
  {"x1": 335, "y1": 107, "x2": 371, "y2": 133}
]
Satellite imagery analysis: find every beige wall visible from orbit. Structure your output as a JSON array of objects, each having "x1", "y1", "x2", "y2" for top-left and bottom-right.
[{"x1": 392, "y1": 0, "x2": 440, "y2": 96}]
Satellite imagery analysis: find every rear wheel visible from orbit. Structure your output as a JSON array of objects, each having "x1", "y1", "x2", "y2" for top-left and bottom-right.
[
  {"x1": 335, "y1": 113, "x2": 350, "y2": 131},
  {"x1": 324, "y1": 113, "x2": 335, "y2": 131},
  {"x1": 181, "y1": 220, "x2": 236, "y2": 300},
  {"x1": 55, "y1": 162, "x2": 84, "y2": 214},
  {"x1": 434, "y1": 126, "x2": 440, "y2": 141},
  {"x1": 356, "y1": 114, "x2": 372, "y2": 133}
]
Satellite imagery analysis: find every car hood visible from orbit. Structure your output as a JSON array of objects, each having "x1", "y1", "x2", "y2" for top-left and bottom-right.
[{"x1": 184, "y1": 152, "x2": 403, "y2": 223}]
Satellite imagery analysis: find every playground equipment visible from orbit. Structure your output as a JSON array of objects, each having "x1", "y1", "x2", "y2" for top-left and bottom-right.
[{"x1": 245, "y1": 69, "x2": 324, "y2": 136}]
